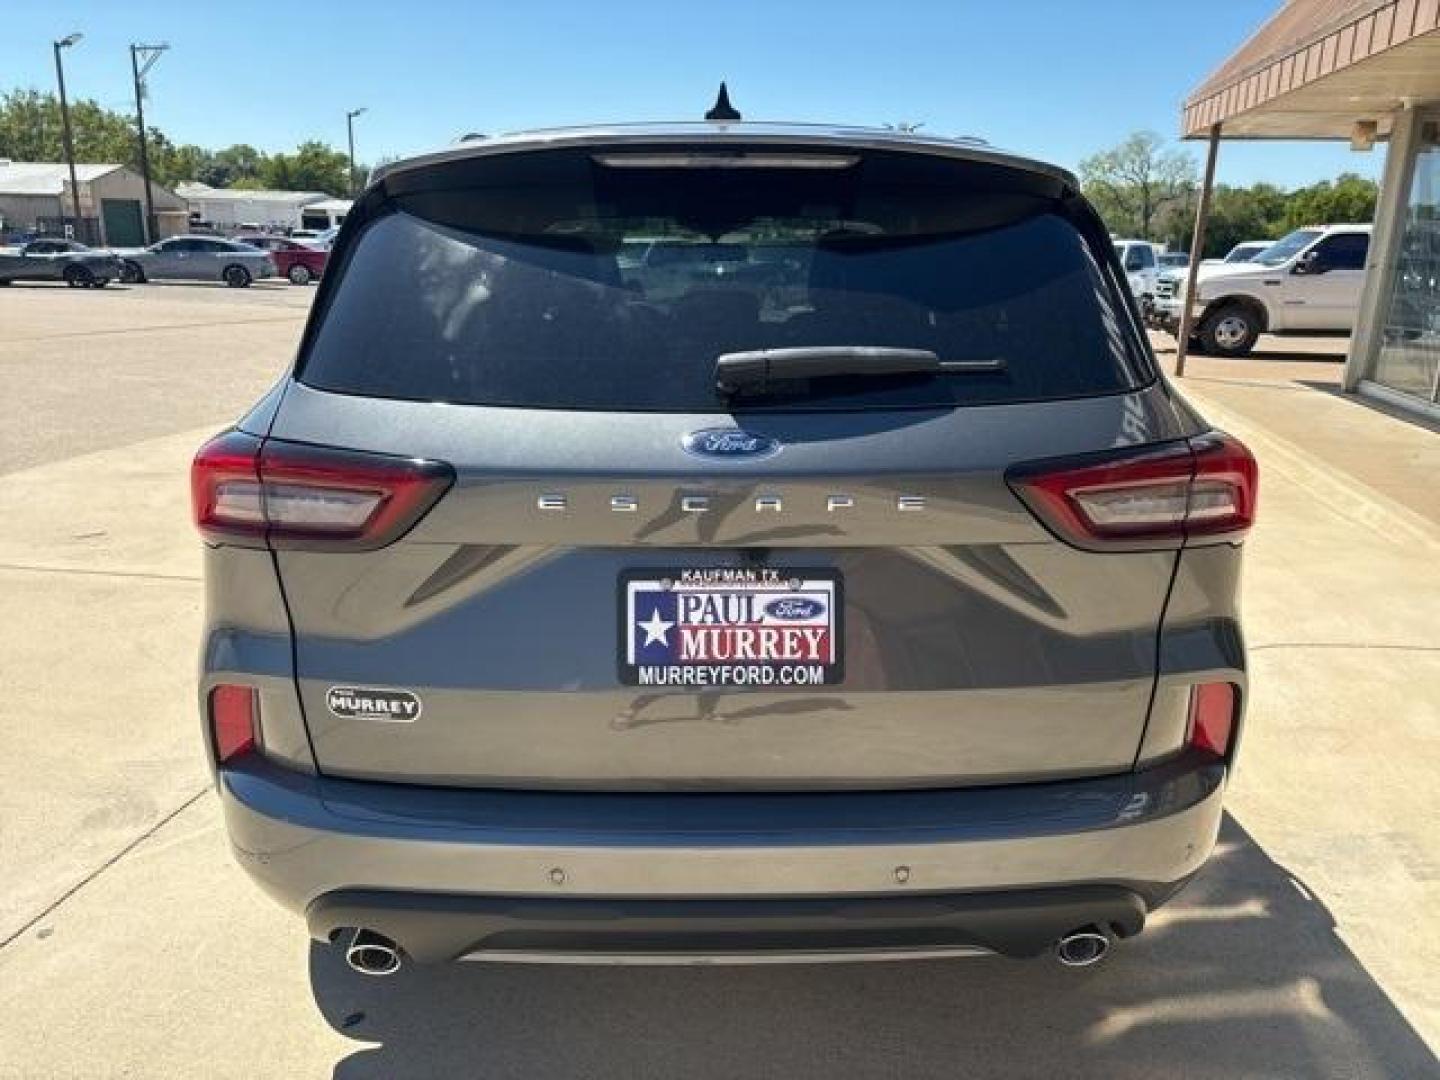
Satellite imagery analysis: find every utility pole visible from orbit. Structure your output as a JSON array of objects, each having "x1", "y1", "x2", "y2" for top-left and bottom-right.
[
  {"x1": 346, "y1": 108, "x2": 367, "y2": 196},
  {"x1": 130, "y1": 43, "x2": 169, "y2": 245},
  {"x1": 53, "y1": 34, "x2": 84, "y2": 236}
]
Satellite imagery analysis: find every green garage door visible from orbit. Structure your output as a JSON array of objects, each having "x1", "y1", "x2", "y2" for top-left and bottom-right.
[{"x1": 101, "y1": 199, "x2": 145, "y2": 247}]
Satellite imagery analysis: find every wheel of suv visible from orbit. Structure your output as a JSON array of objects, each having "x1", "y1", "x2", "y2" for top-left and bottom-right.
[
  {"x1": 63, "y1": 265, "x2": 94, "y2": 288},
  {"x1": 223, "y1": 264, "x2": 252, "y2": 288},
  {"x1": 1198, "y1": 303, "x2": 1261, "y2": 358},
  {"x1": 120, "y1": 261, "x2": 144, "y2": 284},
  {"x1": 287, "y1": 263, "x2": 313, "y2": 286}
]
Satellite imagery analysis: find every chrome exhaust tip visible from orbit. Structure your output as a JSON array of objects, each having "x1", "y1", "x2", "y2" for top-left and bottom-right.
[
  {"x1": 345, "y1": 929, "x2": 403, "y2": 976},
  {"x1": 1054, "y1": 927, "x2": 1111, "y2": 968}
]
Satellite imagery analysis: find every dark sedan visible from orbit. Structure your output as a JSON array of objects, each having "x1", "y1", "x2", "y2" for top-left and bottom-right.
[{"x1": 0, "y1": 239, "x2": 123, "y2": 287}]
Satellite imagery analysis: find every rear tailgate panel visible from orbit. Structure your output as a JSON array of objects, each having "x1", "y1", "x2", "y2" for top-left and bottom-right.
[{"x1": 268, "y1": 382, "x2": 1198, "y2": 790}]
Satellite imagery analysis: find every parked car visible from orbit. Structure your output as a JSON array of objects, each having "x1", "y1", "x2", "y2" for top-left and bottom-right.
[
  {"x1": 234, "y1": 235, "x2": 328, "y2": 284},
  {"x1": 0, "y1": 238, "x2": 123, "y2": 287},
  {"x1": 1202, "y1": 240, "x2": 1273, "y2": 266},
  {"x1": 1149, "y1": 224, "x2": 1371, "y2": 355},
  {"x1": 194, "y1": 121, "x2": 1256, "y2": 975},
  {"x1": 1157, "y1": 251, "x2": 1189, "y2": 270},
  {"x1": 116, "y1": 236, "x2": 276, "y2": 287},
  {"x1": 1112, "y1": 239, "x2": 1163, "y2": 309}
]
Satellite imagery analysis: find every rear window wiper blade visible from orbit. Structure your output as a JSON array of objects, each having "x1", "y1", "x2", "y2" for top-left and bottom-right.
[{"x1": 714, "y1": 346, "x2": 1004, "y2": 397}]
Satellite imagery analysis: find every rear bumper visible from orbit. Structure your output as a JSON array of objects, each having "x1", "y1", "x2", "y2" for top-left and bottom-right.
[
  {"x1": 220, "y1": 752, "x2": 1225, "y2": 959},
  {"x1": 311, "y1": 884, "x2": 1157, "y2": 963}
]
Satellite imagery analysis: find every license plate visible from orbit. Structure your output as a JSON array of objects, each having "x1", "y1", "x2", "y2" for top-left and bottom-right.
[{"x1": 620, "y1": 568, "x2": 843, "y2": 687}]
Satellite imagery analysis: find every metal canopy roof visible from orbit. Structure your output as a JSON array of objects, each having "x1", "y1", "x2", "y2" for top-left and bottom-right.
[{"x1": 1183, "y1": 0, "x2": 1440, "y2": 139}]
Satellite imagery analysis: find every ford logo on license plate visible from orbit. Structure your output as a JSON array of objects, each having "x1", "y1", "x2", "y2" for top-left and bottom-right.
[{"x1": 681, "y1": 428, "x2": 782, "y2": 461}]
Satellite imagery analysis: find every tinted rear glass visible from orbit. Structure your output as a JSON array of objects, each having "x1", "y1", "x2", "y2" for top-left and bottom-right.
[{"x1": 301, "y1": 146, "x2": 1148, "y2": 411}]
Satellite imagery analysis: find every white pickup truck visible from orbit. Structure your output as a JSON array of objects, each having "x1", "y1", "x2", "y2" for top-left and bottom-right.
[
  {"x1": 1113, "y1": 239, "x2": 1163, "y2": 311},
  {"x1": 1149, "y1": 224, "x2": 1371, "y2": 356}
]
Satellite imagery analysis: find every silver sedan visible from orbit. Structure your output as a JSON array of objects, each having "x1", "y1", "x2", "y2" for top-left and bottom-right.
[
  {"x1": 116, "y1": 236, "x2": 276, "y2": 287},
  {"x1": 0, "y1": 239, "x2": 124, "y2": 287}
]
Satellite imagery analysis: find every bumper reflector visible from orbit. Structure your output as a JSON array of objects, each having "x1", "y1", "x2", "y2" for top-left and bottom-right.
[
  {"x1": 1188, "y1": 683, "x2": 1236, "y2": 758},
  {"x1": 210, "y1": 684, "x2": 258, "y2": 763}
]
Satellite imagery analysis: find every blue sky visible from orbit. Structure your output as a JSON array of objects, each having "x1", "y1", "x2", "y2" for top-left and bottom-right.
[{"x1": 7, "y1": 0, "x2": 1380, "y2": 188}]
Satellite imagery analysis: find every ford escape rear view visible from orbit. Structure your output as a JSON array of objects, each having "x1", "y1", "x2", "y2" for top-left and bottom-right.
[{"x1": 194, "y1": 122, "x2": 1256, "y2": 972}]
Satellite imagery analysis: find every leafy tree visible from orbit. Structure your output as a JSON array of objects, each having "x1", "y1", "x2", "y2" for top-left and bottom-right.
[
  {"x1": 206, "y1": 143, "x2": 266, "y2": 187},
  {"x1": 0, "y1": 90, "x2": 357, "y2": 196},
  {"x1": 1079, "y1": 131, "x2": 1198, "y2": 240},
  {"x1": 258, "y1": 140, "x2": 351, "y2": 196},
  {"x1": 1201, "y1": 182, "x2": 1288, "y2": 257},
  {"x1": 1282, "y1": 173, "x2": 1377, "y2": 232},
  {"x1": 1, "y1": 88, "x2": 144, "y2": 169},
  {"x1": 1078, "y1": 131, "x2": 1377, "y2": 258}
]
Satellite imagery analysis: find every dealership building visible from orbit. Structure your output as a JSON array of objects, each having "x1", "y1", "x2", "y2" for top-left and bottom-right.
[{"x1": 1181, "y1": 0, "x2": 1440, "y2": 418}]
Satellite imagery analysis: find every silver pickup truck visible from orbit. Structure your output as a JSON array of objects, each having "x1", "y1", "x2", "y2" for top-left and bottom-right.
[{"x1": 0, "y1": 239, "x2": 124, "y2": 287}]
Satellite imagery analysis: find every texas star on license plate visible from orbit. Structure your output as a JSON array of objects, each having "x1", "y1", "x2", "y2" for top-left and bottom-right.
[{"x1": 620, "y1": 568, "x2": 843, "y2": 687}]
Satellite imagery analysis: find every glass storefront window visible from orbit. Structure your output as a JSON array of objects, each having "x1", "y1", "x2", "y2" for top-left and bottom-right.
[{"x1": 1372, "y1": 121, "x2": 1440, "y2": 404}]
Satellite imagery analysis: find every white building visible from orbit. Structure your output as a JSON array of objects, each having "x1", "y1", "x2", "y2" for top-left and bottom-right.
[{"x1": 175, "y1": 182, "x2": 349, "y2": 232}]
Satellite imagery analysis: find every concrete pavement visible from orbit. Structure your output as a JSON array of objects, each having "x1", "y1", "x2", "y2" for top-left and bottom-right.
[
  {"x1": 0, "y1": 280, "x2": 308, "y2": 474},
  {"x1": 0, "y1": 289, "x2": 1436, "y2": 1077}
]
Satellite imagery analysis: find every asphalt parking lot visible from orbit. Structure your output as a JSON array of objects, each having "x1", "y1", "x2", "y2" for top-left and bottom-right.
[{"x1": 0, "y1": 282, "x2": 1437, "y2": 1078}]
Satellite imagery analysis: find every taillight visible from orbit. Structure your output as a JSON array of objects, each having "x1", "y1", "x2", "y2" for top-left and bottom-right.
[
  {"x1": 209, "y1": 684, "x2": 258, "y2": 764},
  {"x1": 1187, "y1": 682, "x2": 1237, "y2": 758},
  {"x1": 1007, "y1": 432, "x2": 1257, "y2": 551},
  {"x1": 192, "y1": 431, "x2": 453, "y2": 551}
]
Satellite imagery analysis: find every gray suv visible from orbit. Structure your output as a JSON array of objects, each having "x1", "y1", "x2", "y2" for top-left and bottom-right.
[{"x1": 194, "y1": 123, "x2": 1256, "y2": 974}]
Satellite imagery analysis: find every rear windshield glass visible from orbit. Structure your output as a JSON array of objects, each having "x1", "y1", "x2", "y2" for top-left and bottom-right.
[{"x1": 301, "y1": 147, "x2": 1148, "y2": 411}]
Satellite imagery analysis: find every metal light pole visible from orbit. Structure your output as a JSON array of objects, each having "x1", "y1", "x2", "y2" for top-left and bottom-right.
[
  {"x1": 130, "y1": 42, "x2": 169, "y2": 245},
  {"x1": 53, "y1": 33, "x2": 84, "y2": 235},
  {"x1": 1175, "y1": 123, "x2": 1222, "y2": 378},
  {"x1": 346, "y1": 108, "x2": 367, "y2": 196}
]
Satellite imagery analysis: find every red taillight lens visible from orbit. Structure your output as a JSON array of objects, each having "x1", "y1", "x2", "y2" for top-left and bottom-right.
[
  {"x1": 192, "y1": 432, "x2": 453, "y2": 551},
  {"x1": 1185, "y1": 433, "x2": 1259, "y2": 541},
  {"x1": 209, "y1": 684, "x2": 258, "y2": 763},
  {"x1": 1187, "y1": 682, "x2": 1237, "y2": 758},
  {"x1": 1007, "y1": 432, "x2": 1257, "y2": 551},
  {"x1": 191, "y1": 430, "x2": 266, "y2": 545}
]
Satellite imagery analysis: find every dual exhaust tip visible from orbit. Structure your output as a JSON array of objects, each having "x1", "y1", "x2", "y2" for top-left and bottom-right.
[
  {"x1": 345, "y1": 928, "x2": 404, "y2": 976},
  {"x1": 341, "y1": 925, "x2": 1112, "y2": 974},
  {"x1": 1054, "y1": 926, "x2": 1112, "y2": 967}
]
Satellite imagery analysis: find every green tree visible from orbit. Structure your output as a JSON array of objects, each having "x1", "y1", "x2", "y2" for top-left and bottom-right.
[
  {"x1": 1079, "y1": 131, "x2": 1198, "y2": 240},
  {"x1": 0, "y1": 88, "x2": 145, "y2": 168},
  {"x1": 258, "y1": 140, "x2": 351, "y2": 196},
  {"x1": 1282, "y1": 173, "x2": 1378, "y2": 231},
  {"x1": 160, "y1": 143, "x2": 214, "y2": 187},
  {"x1": 0, "y1": 91, "x2": 358, "y2": 196},
  {"x1": 1199, "y1": 182, "x2": 1288, "y2": 258},
  {"x1": 206, "y1": 144, "x2": 267, "y2": 187}
]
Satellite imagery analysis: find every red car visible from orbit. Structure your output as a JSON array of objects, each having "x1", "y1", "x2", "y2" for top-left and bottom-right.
[{"x1": 234, "y1": 235, "x2": 328, "y2": 285}]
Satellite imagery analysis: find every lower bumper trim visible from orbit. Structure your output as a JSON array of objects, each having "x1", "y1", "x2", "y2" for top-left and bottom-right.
[
  {"x1": 462, "y1": 946, "x2": 995, "y2": 965},
  {"x1": 308, "y1": 884, "x2": 1150, "y2": 964}
]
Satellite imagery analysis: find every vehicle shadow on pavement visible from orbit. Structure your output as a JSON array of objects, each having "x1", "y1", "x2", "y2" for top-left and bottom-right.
[
  {"x1": 1299, "y1": 381, "x2": 1440, "y2": 434},
  {"x1": 308, "y1": 815, "x2": 1437, "y2": 1079}
]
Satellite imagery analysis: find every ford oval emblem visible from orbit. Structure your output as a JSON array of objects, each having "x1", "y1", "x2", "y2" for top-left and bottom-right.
[
  {"x1": 681, "y1": 428, "x2": 782, "y2": 461},
  {"x1": 764, "y1": 597, "x2": 825, "y2": 620}
]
